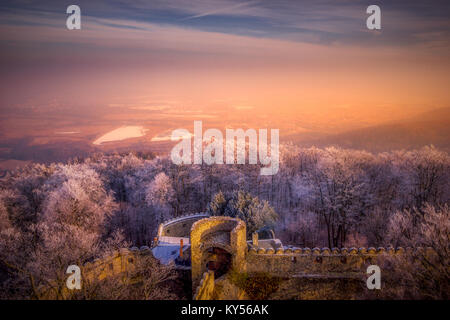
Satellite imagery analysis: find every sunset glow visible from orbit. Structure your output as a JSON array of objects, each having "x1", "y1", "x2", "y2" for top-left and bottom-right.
[{"x1": 0, "y1": 0, "x2": 449, "y2": 303}]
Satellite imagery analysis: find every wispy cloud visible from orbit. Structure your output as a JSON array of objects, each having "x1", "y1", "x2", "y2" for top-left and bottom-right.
[
  {"x1": 180, "y1": 0, "x2": 260, "y2": 20},
  {"x1": 0, "y1": 0, "x2": 449, "y2": 47}
]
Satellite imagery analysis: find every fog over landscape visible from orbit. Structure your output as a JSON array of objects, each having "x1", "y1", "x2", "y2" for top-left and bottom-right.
[
  {"x1": 0, "y1": 102, "x2": 449, "y2": 170},
  {"x1": 1, "y1": 1, "x2": 449, "y2": 169},
  {"x1": 0, "y1": 0, "x2": 449, "y2": 301}
]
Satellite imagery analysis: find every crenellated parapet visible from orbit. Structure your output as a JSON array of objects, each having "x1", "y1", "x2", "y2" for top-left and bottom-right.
[
  {"x1": 84, "y1": 244, "x2": 419, "y2": 283},
  {"x1": 41, "y1": 211, "x2": 433, "y2": 300},
  {"x1": 245, "y1": 245, "x2": 420, "y2": 279},
  {"x1": 247, "y1": 246, "x2": 409, "y2": 256}
]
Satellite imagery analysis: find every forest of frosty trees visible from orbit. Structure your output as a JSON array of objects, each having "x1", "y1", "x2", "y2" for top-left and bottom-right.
[{"x1": 0, "y1": 144, "x2": 449, "y2": 299}]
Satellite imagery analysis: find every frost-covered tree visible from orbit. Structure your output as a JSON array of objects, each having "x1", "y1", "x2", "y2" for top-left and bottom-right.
[
  {"x1": 377, "y1": 204, "x2": 450, "y2": 299},
  {"x1": 145, "y1": 172, "x2": 175, "y2": 209},
  {"x1": 207, "y1": 190, "x2": 278, "y2": 235},
  {"x1": 0, "y1": 163, "x2": 124, "y2": 299},
  {"x1": 404, "y1": 146, "x2": 449, "y2": 208},
  {"x1": 41, "y1": 164, "x2": 117, "y2": 229},
  {"x1": 1, "y1": 145, "x2": 450, "y2": 299},
  {"x1": 305, "y1": 148, "x2": 372, "y2": 247}
]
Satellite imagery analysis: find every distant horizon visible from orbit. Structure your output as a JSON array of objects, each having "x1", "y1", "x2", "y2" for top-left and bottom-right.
[{"x1": 1, "y1": 0, "x2": 450, "y2": 166}]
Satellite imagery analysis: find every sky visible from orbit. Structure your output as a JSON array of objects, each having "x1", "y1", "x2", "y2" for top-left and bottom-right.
[{"x1": 0, "y1": 0, "x2": 449, "y2": 124}]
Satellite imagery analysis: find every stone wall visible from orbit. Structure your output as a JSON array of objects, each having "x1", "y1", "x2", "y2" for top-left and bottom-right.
[
  {"x1": 190, "y1": 216, "x2": 246, "y2": 291},
  {"x1": 235, "y1": 246, "x2": 410, "y2": 299},
  {"x1": 245, "y1": 247, "x2": 396, "y2": 278},
  {"x1": 82, "y1": 246, "x2": 150, "y2": 282},
  {"x1": 193, "y1": 271, "x2": 215, "y2": 300},
  {"x1": 159, "y1": 213, "x2": 209, "y2": 238},
  {"x1": 38, "y1": 246, "x2": 151, "y2": 299},
  {"x1": 39, "y1": 209, "x2": 423, "y2": 300}
]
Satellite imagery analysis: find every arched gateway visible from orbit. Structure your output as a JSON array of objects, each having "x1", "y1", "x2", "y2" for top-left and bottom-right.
[{"x1": 190, "y1": 216, "x2": 247, "y2": 291}]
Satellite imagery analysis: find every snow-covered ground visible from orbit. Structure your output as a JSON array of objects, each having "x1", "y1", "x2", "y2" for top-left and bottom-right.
[
  {"x1": 55, "y1": 131, "x2": 80, "y2": 135},
  {"x1": 151, "y1": 130, "x2": 193, "y2": 142},
  {"x1": 152, "y1": 243, "x2": 189, "y2": 265},
  {"x1": 93, "y1": 126, "x2": 148, "y2": 145}
]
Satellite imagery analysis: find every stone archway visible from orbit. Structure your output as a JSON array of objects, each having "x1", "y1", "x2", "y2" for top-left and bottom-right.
[
  {"x1": 204, "y1": 247, "x2": 232, "y2": 279},
  {"x1": 190, "y1": 216, "x2": 246, "y2": 291}
]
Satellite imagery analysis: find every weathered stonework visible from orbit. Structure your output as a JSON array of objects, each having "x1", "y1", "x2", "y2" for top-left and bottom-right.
[
  {"x1": 47, "y1": 215, "x2": 423, "y2": 300},
  {"x1": 159, "y1": 213, "x2": 210, "y2": 238},
  {"x1": 193, "y1": 271, "x2": 215, "y2": 300},
  {"x1": 190, "y1": 216, "x2": 246, "y2": 291},
  {"x1": 39, "y1": 248, "x2": 147, "y2": 299}
]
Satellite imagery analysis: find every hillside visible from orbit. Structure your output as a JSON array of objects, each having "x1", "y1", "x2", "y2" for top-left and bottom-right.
[{"x1": 295, "y1": 107, "x2": 450, "y2": 152}]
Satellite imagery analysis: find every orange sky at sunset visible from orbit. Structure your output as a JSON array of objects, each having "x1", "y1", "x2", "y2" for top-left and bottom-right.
[
  {"x1": 0, "y1": 0, "x2": 449, "y2": 165},
  {"x1": 2, "y1": 11, "x2": 449, "y2": 124}
]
